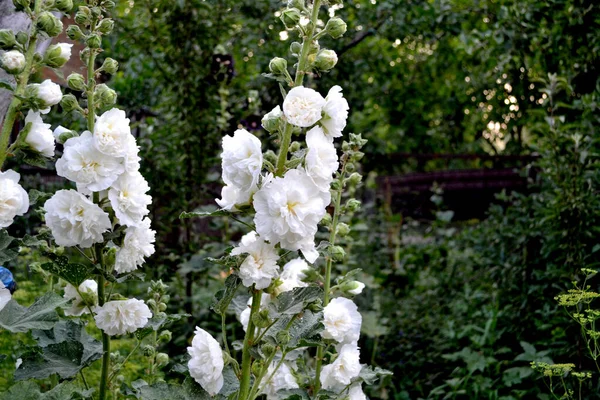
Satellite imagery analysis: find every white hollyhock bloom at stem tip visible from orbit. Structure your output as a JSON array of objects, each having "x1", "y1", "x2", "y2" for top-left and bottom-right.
[
  {"x1": 283, "y1": 86, "x2": 326, "y2": 128},
  {"x1": 0, "y1": 170, "x2": 29, "y2": 229},
  {"x1": 93, "y1": 108, "x2": 133, "y2": 158},
  {"x1": 274, "y1": 258, "x2": 310, "y2": 296},
  {"x1": 216, "y1": 129, "x2": 263, "y2": 210},
  {"x1": 24, "y1": 110, "x2": 55, "y2": 157},
  {"x1": 231, "y1": 231, "x2": 279, "y2": 290},
  {"x1": 114, "y1": 217, "x2": 156, "y2": 274},
  {"x1": 108, "y1": 170, "x2": 152, "y2": 227},
  {"x1": 63, "y1": 279, "x2": 98, "y2": 316},
  {"x1": 304, "y1": 125, "x2": 338, "y2": 192},
  {"x1": 320, "y1": 85, "x2": 349, "y2": 141},
  {"x1": 322, "y1": 297, "x2": 362, "y2": 344},
  {"x1": 348, "y1": 384, "x2": 367, "y2": 400},
  {"x1": 94, "y1": 298, "x2": 152, "y2": 336},
  {"x1": 43, "y1": 189, "x2": 111, "y2": 248},
  {"x1": 188, "y1": 327, "x2": 225, "y2": 396},
  {"x1": 35, "y1": 79, "x2": 63, "y2": 110},
  {"x1": 260, "y1": 361, "x2": 299, "y2": 399},
  {"x1": 253, "y1": 168, "x2": 330, "y2": 263},
  {"x1": 320, "y1": 343, "x2": 362, "y2": 392},
  {"x1": 55, "y1": 131, "x2": 125, "y2": 192},
  {"x1": 0, "y1": 282, "x2": 11, "y2": 312}
]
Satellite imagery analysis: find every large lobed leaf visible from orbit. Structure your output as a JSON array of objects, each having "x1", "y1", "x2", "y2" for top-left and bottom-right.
[
  {"x1": 0, "y1": 380, "x2": 93, "y2": 400},
  {"x1": 0, "y1": 293, "x2": 68, "y2": 333}
]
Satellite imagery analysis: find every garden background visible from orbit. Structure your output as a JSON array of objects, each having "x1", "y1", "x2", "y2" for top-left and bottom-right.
[{"x1": 1, "y1": 0, "x2": 599, "y2": 398}]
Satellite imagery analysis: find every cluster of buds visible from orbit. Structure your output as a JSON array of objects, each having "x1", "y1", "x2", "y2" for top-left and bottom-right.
[{"x1": 145, "y1": 280, "x2": 172, "y2": 376}]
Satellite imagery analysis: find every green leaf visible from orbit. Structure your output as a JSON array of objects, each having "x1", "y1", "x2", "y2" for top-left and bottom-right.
[
  {"x1": 0, "y1": 293, "x2": 68, "y2": 332},
  {"x1": 0, "y1": 80, "x2": 14, "y2": 92},
  {"x1": 15, "y1": 320, "x2": 102, "y2": 380},
  {"x1": 359, "y1": 365, "x2": 393, "y2": 385},
  {"x1": 0, "y1": 229, "x2": 18, "y2": 264},
  {"x1": 0, "y1": 380, "x2": 93, "y2": 400},
  {"x1": 135, "y1": 377, "x2": 211, "y2": 399},
  {"x1": 29, "y1": 189, "x2": 52, "y2": 206},
  {"x1": 180, "y1": 209, "x2": 229, "y2": 219},
  {"x1": 277, "y1": 389, "x2": 310, "y2": 400},
  {"x1": 269, "y1": 286, "x2": 323, "y2": 316},
  {"x1": 287, "y1": 310, "x2": 324, "y2": 348},
  {"x1": 41, "y1": 254, "x2": 93, "y2": 287},
  {"x1": 211, "y1": 274, "x2": 241, "y2": 315}
]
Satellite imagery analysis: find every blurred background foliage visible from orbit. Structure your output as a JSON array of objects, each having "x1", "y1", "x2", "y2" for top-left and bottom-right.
[{"x1": 2, "y1": 0, "x2": 600, "y2": 398}]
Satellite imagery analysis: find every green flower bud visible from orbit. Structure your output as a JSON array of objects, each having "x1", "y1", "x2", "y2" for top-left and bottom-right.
[
  {"x1": 44, "y1": 43, "x2": 72, "y2": 68},
  {"x1": 276, "y1": 330, "x2": 291, "y2": 346},
  {"x1": 102, "y1": 0, "x2": 116, "y2": 9},
  {"x1": 37, "y1": 12, "x2": 63, "y2": 37},
  {"x1": 252, "y1": 309, "x2": 271, "y2": 329},
  {"x1": 314, "y1": 49, "x2": 338, "y2": 71},
  {"x1": 350, "y1": 151, "x2": 365, "y2": 161},
  {"x1": 100, "y1": 57, "x2": 119, "y2": 74},
  {"x1": 60, "y1": 94, "x2": 80, "y2": 113},
  {"x1": 280, "y1": 8, "x2": 301, "y2": 30},
  {"x1": 75, "y1": 6, "x2": 92, "y2": 26},
  {"x1": 320, "y1": 213, "x2": 332, "y2": 226},
  {"x1": 329, "y1": 245, "x2": 346, "y2": 262},
  {"x1": 261, "y1": 343, "x2": 277, "y2": 358},
  {"x1": 343, "y1": 280, "x2": 365, "y2": 295},
  {"x1": 79, "y1": 48, "x2": 90, "y2": 64},
  {"x1": 156, "y1": 352, "x2": 169, "y2": 366},
  {"x1": 347, "y1": 172, "x2": 362, "y2": 186},
  {"x1": 158, "y1": 302, "x2": 167, "y2": 312},
  {"x1": 306, "y1": 300, "x2": 324, "y2": 313},
  {"x1": 66, "y1": 25, "x2": 85, "y2": 41},
  {"x1": 104, "y1": 246, "x2": 116, "y2": 268},
  {"x1": 55, "y1": 0, "x2": 73, "y2": 12},
  {"x1": 288, "y1": 0, "x2": 305, "y2": 9},
  {"x1": 325, "y1": 17, "x2": 347, "y2": 39},
  {"x1": 261, "y1": 106, "x2": 283, "y2": 134},
  {"x1": 97, "y1": 19, "x2": 114, "y2": 35},
  {"x1": 141, "y1": 345, "x2": 155, "y2": 357},
  {"x1": 115, "y1": 375, "x2": 125, "y2": 384},
  {"x1": 0, "y1": 30, "x2": 16, "y2": 50},
  {"x1": 158, "y1": 330, "x2": 172, "y2": 343},
  {"x1": 289, "y1": 41, "x2": 302, "y2": 55},
  {"x1": 95, "y1": 84, "x2": 117, "y2": 108},
  {"x1": 336, "y1": 222, "x2": 350, "y2": 237},
  {"x1": 345, "y1": 162, "x2": 356, "y2": 173},
  {"x1": 264, "y1": 150, "x2": 278, "y2": 166},
  {"x1": 67, "y1": 73, "x2": 86, "y2": 91},
  {"x1": 12, "y1": 0, "x2": 30, "y2": 12},
  {"x1": 289, "y1": 141, "x2": 301, "y2": 153},
  {"x1": 349, "y1": 132, "x2": 368, "y2": 147},
  {"x1": 146, "y1": 299, "x2": 157, "y2": 309},
  {"x1": 251, "y1": 361, "x2": 263, "y2": 376},
  {"x1": 345, "y1": 198, "x2": 361, "y2": 213},
  {"x1": 330, "y1": 179, "x2": 342, "y2": 191},
  {"x1": 269, "y1": 57, "x2": 288, "y2": 75},
  {"x1": 86, "y1": 34, "x2": 101, "y2": 49},
  {"x1": 15, "y1": 31, "x2": 28, "y2": 45}
]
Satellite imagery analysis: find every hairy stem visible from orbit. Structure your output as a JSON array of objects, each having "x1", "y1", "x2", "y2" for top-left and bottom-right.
[{"x1": 238, "y1": 290, "x2": 262, "y2": 400}]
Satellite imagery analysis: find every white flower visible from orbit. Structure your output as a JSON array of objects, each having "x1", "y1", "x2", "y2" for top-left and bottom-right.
[
  {"x1": 64, "y1": 279, "x2": 98, "y2": 316},
  {"x1": 124, "y1": 134, "x2": 141, "y2": 173},
  {"x1": 274, "y1": 258, "x2": 310, "y2": 296},
  {"x1": 348, "y1": 281, "x2": 365, "y2": 295},
  {"x1": 108, "y1": 171, "x2": 152, "y2": 227},
  {"x1": 0, "y1": 281, "x2": 11, "y2": 312},
  {"x1": 253, "y1": 169, "x2": 330, "y2": 263},
  {"x1": 0, "y1": 170, "x2": 29, "y2": 229},
  {"x1": 114, "y1": 217, "x2": 155, "y2": 274},
  {"x1": 56, "y1": 131, "x2": 125, "y2": 192},
  {"x1": 188, "y1": 327, "x2": 224, "y2": 396},
  {"x1": 231, "y1": 231, "x2": 279, "y2": 290},
  {"x1": 53, "y1": 125, "x2": 71, "y2": 141},
  {"x1": 304, "y1": 126, "x2": 338, "y2": 191},
  {"x1": 44, "y1": 189, "x2": 111, "y2": 248},
  {"x1": 0, "y1": 50, "x2": 25, "y2": 73},
  {"x1": 56, "y1": 43, "x2": 73, "y2": 61},
  {"x1": 94, "y1": 108, "x2": 133, "y2": 158},
  {"x1": 15, "y1": 358, "x2": 22, "y2": 369},
  {"x1": 239, "y1": 295, "x2": 271, "y2": 332},
  {"x1": 35, "y1": 79, "x2": 63, "y2": 110},
  {"x1": 320, "y1": 85, "x2": 349, "y2": 140},
  {"x1": 283, "y1": 86, "x2": 326, "y2": 128},
  {"x1": 261, "y1": 105, "x2": 283, "y2": 132},
  {"x1": 322, "y1": 297, "x2": 362, "y2": 344},
  {"x1": 320, "y1": 343, "x2": 362, "y2": 392},
  {"x1": 24, "y1": 110, "x2": 54, "y2": 157},
  {"x1": 348, "y1": 384, "x2": 367, "y2": 400},
  {"x1": 216, "y1": 129, "x2": 263, "y2": 210},
  {"x1": 260, "y1": 361, "x2": 299, "y2": 399},
  {"x1": 94, "y1": 298, "x2": 152, "y2": 336}
]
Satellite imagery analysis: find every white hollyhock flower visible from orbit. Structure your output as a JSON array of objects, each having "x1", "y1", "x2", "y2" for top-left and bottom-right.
[
  {"x1": 114, "y1": 218, "x2": 156, "y2": 274},
  {"x1": 56, "y1": 43, "x2": 73, "y2": 61},
  {"x1": 253, "y1": 169, "x2": 330, "y2": 263},
  {"x1": 260, "y1": 361, "x2": 299, "y2": 399},
  {"x1": 216, "y1": 129, "x2": 263, "y2": 210},
  {"x1": 64, "y1": 279, "x2": 98, "y2": 316},
  {"x1": 44, "y1": 190, "x2": 111, "y2": 248},
  {"x1": 0, "y1": 50, "x2": 25, "y2": 74},
  {"x1": 231, "y1": 231, "x2": 279, "y2": 290},
  {"x1": 0, "y1": 170, "x2": 29, "y2": 229},
  {"x1": 283, "y1": 86, "x2": 326, "y2": 128},
  {"x1": 320, "y1": 85, "x2": 349, "y2": 140},
  {"x1": 274, "y1": 258, "x2": 310, "y2": 296},
  {"x1": 108, "y1": 171, "x2": 152, "y2": 227},
  {"x1": 53, "y1": 125, "x2": 72, "y2": 141},
  {"x1": 188, "y1": 327, "x2": 224, "y2": 396},
  {"x1": 348, "y1": 281, "x2": 365, "y2": 295},
  {"x1": 35, "y1": 79, "x2": 63, "y2": 111},
  {"x1": 305, "y1": 126, "x2": 338, "y2": 192},
  {"x1": 322, "y1": 297, "x2": 362, "y2": 344},
  {"x1": 56, "y1": 131, "x2": 125, "y2": 192},
  {"x1": 0, "y1": 281, "x2": 11, "y2": 312},
  {"x1": 320, "y1": 343, "x2": 362, "y2": 392},
  {"x1": 348, "y1": 384, "x2": 367, "y2": 400},
  {"x1": 94, "y1": 298, "x2": 152, "y2": 336},
  {"x1": 124, "y1": 134, "x2": 141, "y2": 173},
  {"x1": 261, "y1": 105, "x2": 283, "y2": 132},
  {"x1": 93, "y1": 108, "x2": 133, "y2": 157},
  {"x1": 239, "y1": 295, "x2": 271, "y2": 332},
  {"x1": 24, "y1": 110, "x2": 54, "y2": 157}
]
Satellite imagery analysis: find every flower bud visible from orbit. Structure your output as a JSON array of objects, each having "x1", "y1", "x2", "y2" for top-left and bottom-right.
[
  {"x1": 325, "y1": 17, "x2": 347, "y2": 39},
  {"x1": 261, "y1": 343, "x2": 277, "y2": 358},
  {"x1": 102, "y1": 0, "x2": 116, "y2": 9},
  {"x1": 320, "y1": 213, "x2": 332, "y2": 226},
  {"x1": 345, "y1": 280, "x2": 365, "y2": 295},
  {"x1": 345, "y1": 198, "x2": 361, "y2": 213},
  {"x1": 0, "y1": 50, "x2": 25, "y2": 74},
  {"x1": 115, "y1": 375, "x2": 125, "y2": 384},
  {"x1": 0, "y1": 30, "x2": 16, "y2": 50},
  {"x1": 142, "y1": 344, "x2": 155, "y2": 357},
  {"x1": 314, "y1": 49, "x2": 338, "y2": 71},
  {"x1": 100, "y1": 57, "x2": 118, "y2": 74},
  {"x1": 156, "y1": 352, "x2": 169, "y2": 366},
  {"x1": 15, "y1": 31, "x2": 28, "y2": 45},
  {"x1": 75, "y1": 6, "x2": 92, "y2": 26},
  {"x1": 329, "y1": 245, "x2": 346, "y2": 262},
  {"x1": 86, "y1": 34, "x2": 101, "y2": 49},
  {"x1": 97, "y1": 18, "x2": 114, "y2": 35},
  {"x1": 158, "y1": 330, "x2": 172, "y2": 343},
  {"x1": 269, "y1": 57, "x2": 288, "y2": 75},
  {"x1": 67, "y1": 73, "x2": 86, "y2": 91},
  {"x1": 53, "y1": 126, "x2": 78, "y2": 144},
  {"x1": 336, "y1": 222, "x2": 350, "y2": 237},
  {"x1": 288, "y1": 0, "x2": 304, "y2": 9},
  {"x1": 289, "y1": 141, "x2": 301, "y2": 153},
  {"x1": 276, "y1": 330, "x2": 291, "y2": 346},
  {"x1": 306, "y1": 300, "x2": 324, "y2": 313},
  {"x1": 251, "y1": 361, "x2": 263, "y2": 376},
  {"x1": 146, "y1": 299, "x2": 157, "y2": 309},
  {"x1": 12, "y1": 0, "x2": 30, "y2": 11},
  {"x1": 37, "y1": 12, "x2": 63, "y2": 37},
  {"x1": 289, "y1": 41, "x2": 302, "y2": 56},
  {"x1": 55, "y1": 0, "x2": 73, "y2": 12},
  {"x1": 66, "y1": 25, "x2": 85, "y2": 41},
  {"x1": 252, "y1": 309, "x2": 271, "y2": 328},
  {"x1": 261, "y1": 106, "x2": 282, "y2": 134},
  {"x1": 347, "y1": 172, "x2": 362, "y2": 186},
  {"x1": 44, "y1": 43, "x2": 73, "y2": 68},
  {"x1": 345, "y1": 162, "x2": 356, "y2": 173},
  {"x1": 60, "y1": 94, "x2": 80, "y2": 113},
  {"x1": 330, "y1": 179, "x2": 342, "y2": 191},
  {"x1": 158, "y1": 302, "x2": 167, "y2": 312},
  {"x1": 280, "y1": 8, "x2": 301, "y2": 29},
  {"x1": 95, "y1": 84, "x2": 117, "y2": 108}
]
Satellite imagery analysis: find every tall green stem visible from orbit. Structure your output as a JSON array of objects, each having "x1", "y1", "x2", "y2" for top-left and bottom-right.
[
  {"x1": 238, "y1": 290, "x2": 262, "y2": 400},
  {"x1": 0, "y1": 1, "x2": 42, "y2": 170}
]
